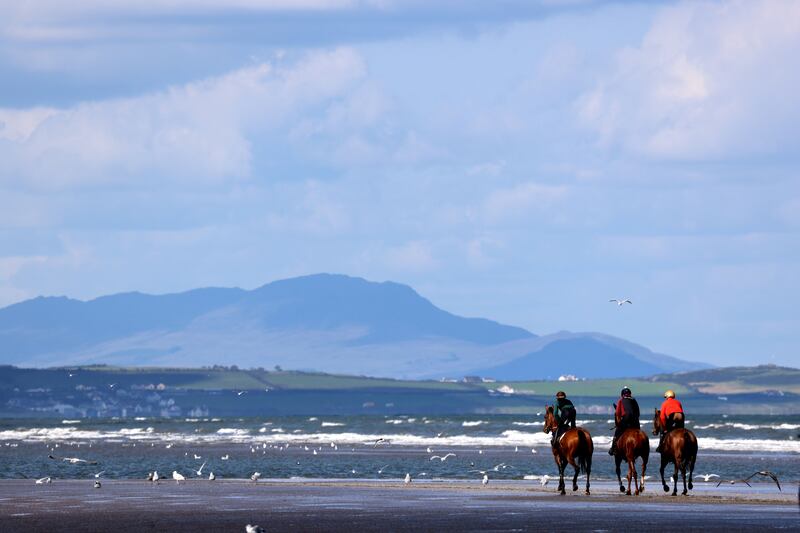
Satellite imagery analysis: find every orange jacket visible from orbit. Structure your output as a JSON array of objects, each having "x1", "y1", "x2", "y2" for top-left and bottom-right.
[{"x1": 660, "y1": 397, "x2": 684, "y2": 426}]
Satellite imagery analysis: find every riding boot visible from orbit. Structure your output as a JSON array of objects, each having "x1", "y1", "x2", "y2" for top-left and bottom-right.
[
  {"x1": 608, "y1": 438, "x2": 616, "y2": 456},
  {"x1": 656, "y1": 433, "x2": 664, "y2": 453}
]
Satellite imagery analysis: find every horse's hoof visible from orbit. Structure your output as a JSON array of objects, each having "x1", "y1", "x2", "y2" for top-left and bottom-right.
[
  {"x1": 619, "y1": 485, "x2": 626, "y2": 493},
  {"x1": 662, "y1": 485, "x2": 669, "y2": 492},
  {"x1": 572, "y1": 485, "x2": 578, "y2": 492},
  {"x1": 585, "y1": 490, "x2": 590, "y2": 496},
  {"x1": 626, "y1": 490, "x2": 631, "y2": 496},
  {"x1": 682, "y1": 491, "x2": 688, "y2": 496},
  {"x1": 639, "y1": 485, "x2": 645, "y2": 493},
  {"x1": 672, "y1": 492, "x2": 677, "y2": 496},
  {"x1": 688, "y1": 482, "x2": 693, "y2": 490},
  {"x1": 560, "y1": 490, "x2": 566, "y2": 496}
]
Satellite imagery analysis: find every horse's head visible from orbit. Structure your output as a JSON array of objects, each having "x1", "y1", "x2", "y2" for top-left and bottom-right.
[
  {"x1": 652, "y1": 408, "x2": 662, "y2": 435},
  {"x1": 543, "y1": 405, "x2": 556, "y2": 434}
]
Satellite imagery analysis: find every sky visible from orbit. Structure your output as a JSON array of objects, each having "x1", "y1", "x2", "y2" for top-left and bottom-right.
[{"x1": 1, "y1": 0, "x2": 798, "y2": 367}]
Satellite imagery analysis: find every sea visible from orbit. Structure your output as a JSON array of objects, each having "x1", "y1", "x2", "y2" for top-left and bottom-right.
[{"x1": 1, "y1": 414, "x2": 798, "y2": 484}]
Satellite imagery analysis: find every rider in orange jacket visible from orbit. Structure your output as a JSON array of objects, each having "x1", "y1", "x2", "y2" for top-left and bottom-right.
[{"x1": 657, "y1": 390, "x2": 684, "y2": 452}]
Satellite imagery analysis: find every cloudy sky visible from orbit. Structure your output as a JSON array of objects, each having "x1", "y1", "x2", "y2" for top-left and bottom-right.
[{"x1": 1, "y1": 0, "x2": 798, "y2": 366}]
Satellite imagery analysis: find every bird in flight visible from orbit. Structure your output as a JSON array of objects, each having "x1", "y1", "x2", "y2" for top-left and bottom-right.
[
  {"x1": 609, "y1": 299, "x2": 633, "y2": 306},
  {"x1": 196, "y1": 461, "x2": 207, "y2": 477},
  {"x1": 430, "y1": 453, "x2": 456, "y2": 462},
  {"x1": 48, "y1": 454, "x2": 98, "y2": 465},
  {"x1": 695, "y1": 473, "x2": 719, "y2": 482},
  {"x1": 717, "y1": 470, "x2": 781, "y2": 491}
]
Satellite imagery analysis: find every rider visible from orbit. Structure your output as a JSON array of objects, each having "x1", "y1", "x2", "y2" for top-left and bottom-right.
[
  {"x1": 552, "y1": 391, "x2": 576, "y2": 447},
  {"x1": 656, "y1": 389, "x2": 685, "y2": 452},
  {"x1": 609, "y1": 387, "x2": 640, "y2": 456}
]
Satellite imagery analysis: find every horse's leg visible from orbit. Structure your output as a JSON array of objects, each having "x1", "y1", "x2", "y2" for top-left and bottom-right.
[
  {"x1": 680, "y1": 457, "x2": 688, "y2": 496},
  {"x1": 671, "y1": 459, "x2": 679, "y2": 496},
  {"x1": 615, "y1": 456, "x2": 625, "y2": 493},
  {"x1": 626, "y1": 456, "x2": 634, "y2": 496},
  {"x1": 571, "y1": 458, "x2": 579, "y2": 492},
  {"x1": 660, "y1": 454, "x2": 669, "y2": 492},
  {"x1": 688, "y1": 452, "x2": 696, "y2": 491},
  {"x1": 558, "y1": 458, "x2": 567, "y2": 496},
  {"x1": 639, "y1": 455, "x2": 647, "y2": 494},
  {"x1": 584, "y1": 454, "x2": 592, "y2": 496},
  {"x1": 632, "y1": 456, "x2": 640, "y2": 496}
]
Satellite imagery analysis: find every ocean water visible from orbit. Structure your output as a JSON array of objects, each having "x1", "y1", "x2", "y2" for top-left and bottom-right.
[{"x1": 1, "y1": 414, "x2": 797, "y2": 484}]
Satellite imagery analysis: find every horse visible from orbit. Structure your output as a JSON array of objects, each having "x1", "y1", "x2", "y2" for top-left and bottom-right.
[
  {"x1": 612, "y1": 411, "x2": 649, "y2": 495},
  {"x1": 543, "y1": 406, "x2": 593, "y2": 495},
  {"x1": 653, "y1": 408, "x2": 697, "y2": 496}
]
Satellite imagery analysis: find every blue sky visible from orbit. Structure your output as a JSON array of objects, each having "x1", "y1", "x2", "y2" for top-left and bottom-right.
[{"x1": 1, "y1": 0, "x2": 798, "y2": 367}]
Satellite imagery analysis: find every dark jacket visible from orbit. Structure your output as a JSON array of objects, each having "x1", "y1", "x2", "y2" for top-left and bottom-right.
[
  {"x1": 554, "y1": 397, "x2": 575, "y2": 425},
  {"x1": 615, "y1": 396, "x2": 640, "y2": 426}
]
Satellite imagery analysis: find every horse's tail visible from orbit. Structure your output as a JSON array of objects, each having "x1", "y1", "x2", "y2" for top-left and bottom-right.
[{"x1": 577, "y1": 429, "x2": 589, "y2": 474}]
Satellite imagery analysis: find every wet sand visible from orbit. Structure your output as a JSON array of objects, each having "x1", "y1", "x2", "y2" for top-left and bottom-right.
[{"x1": 0, "y1": 479, "x2": 796, "y2": 532}]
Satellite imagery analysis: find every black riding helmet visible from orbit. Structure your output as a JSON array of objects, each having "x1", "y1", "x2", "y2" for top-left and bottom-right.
[
  {"x1": 556, "y1": 391, "x2": 566, "y2": 399},
  {"x1": 620, "y1": 387, "x2": 632, "y2": 397}
]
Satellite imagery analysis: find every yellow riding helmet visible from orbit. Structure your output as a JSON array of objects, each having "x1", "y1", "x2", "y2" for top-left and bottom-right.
[{"x1": 664, "y1": 390, "x2": 676, "y2": 399}]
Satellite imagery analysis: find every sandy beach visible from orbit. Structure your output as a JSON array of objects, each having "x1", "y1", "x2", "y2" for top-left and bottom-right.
[{"x1": 0, "y1": 479, "x2": 795, "y2": 532}]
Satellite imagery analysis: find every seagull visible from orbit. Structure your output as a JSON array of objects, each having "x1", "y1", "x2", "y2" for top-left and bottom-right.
[
  {"x1": 695, "y1": 473, "x2": 720, "y2": 482},
  {"x1": 404, "y1": 473, "x2": 411, "y2": 484},
  {"x1": 609, "y1": 298, "x2": 633, "y2": 306},
  {"x1": 221, "y1": 455, "x2": 230, "y2": 460},
  {"x1": 193, "y1": 454, "x2": 202, "y2": 460},
  {"x1": 109, "y1": 383, "x2": 117, "y2": 389},
  {"x1": 531, "y1": 448, "x2": 537, "y2": 454},
  {"x1": 245, "y1": 525, "x2": 265, "y2": 533},
  {"x1": 196, "y1": 461, "x2": 207, "y2": 477},
  {"x1": 514, "y1": 446, "x2": 519, "y2": 453},
  {"x1": 250, "y1": 472, "x2": 261, "y2": 482},
  {"x1": 482, "y1": 474, "x2": 489, "y2": 485},
  {"x1": 35, "y1": 477, "x2": 51, "y2": 484},
  {"x1": 93, "y1": 470, "x2": 105, "y2": 478},
  {"x1": 728, "y1": 471, "x2": 781, "y2": 491},
  {"x1": 372, "y1": 438, "x2": 388, "y2": 448},
  {"x1": 377, "y1": 465, "x2": 390, "y2": 475},
  {"x1": 146, "y1": 472, "x2": 154, "y2": 481},
  {"x1": 94, "y1": 480, "x2": 101, "y2": 489},
  {"x1": 430, "y1": 453, "x2": 456, "y2": 462},
  {"x1": 540, "y1": 475, "x2": 551, "y2": 487},
  {"x1": 236, "y1": 390, "x2": 247, "y2": 396},
  {"x1": 426, "y1": 447, "x2": 433, "y2": 453},
  {"x1": 209, "y1": 472, "x2": 216, "y2": 481},
  {"x1": 172, "y1": 471, "x2": 185, "y2": 483}
]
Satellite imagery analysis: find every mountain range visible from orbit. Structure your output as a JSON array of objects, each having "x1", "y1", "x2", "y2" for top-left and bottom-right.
[{"x1": 0, "y1": 273, "x2": 708, "y2": 379}]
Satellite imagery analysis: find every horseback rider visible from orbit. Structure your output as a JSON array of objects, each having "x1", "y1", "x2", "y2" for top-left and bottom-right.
[
  {"x1": 551, "y1": 391, "x2": 576, "y2": 447},
  {"x1": 609, "y1": 387, "x2": 640, "y2": 456},
  {"x1": 656, "y1": 389, "x2": 685, "y2": 452}
]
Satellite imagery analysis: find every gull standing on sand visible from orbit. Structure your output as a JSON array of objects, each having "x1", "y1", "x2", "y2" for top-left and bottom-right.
[
  {"x1": 209, "y1": 472, "x2": 216, "y2": 481},
  {"x1": 404, "y1": 473, "x2": 411, "y2": 484},
  {"x1": 245, "y1": 525, "x2": 265, "y2": 533},
  {"x1": 482, "y1": 474, "x2": 489, "y2": 485},
  {"x1": 94, "y1": 480, "x2": 101, "y2": 489},
  {"x1": 172, "y1": 471, "x2": 185, "y2": 483},
  {"x1": 609, "y1": 298, "x2": 632, "y2": 306},
  {"x1": 250, "y1": 472, "x2": 261, "y2": 482}
]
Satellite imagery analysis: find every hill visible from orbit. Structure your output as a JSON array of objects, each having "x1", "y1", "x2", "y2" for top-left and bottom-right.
[
  {"x1": 652, "y1": 364, "x2": 800, "y2": 394},
  {"x1": 0, "y1": 273, "x2": 706, "y2": 379}
]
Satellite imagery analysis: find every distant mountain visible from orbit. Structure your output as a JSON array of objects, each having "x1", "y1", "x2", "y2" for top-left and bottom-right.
[{"x1": 0, "y1": 273, "x2": 707, "y2": 378}]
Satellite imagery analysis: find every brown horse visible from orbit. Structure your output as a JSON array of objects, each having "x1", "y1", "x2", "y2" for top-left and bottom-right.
[
  {"x1": 612, "y1": 411, "x2": 649, "y2": 495},
  {"x1": 653, "y1": 408, "x2": 698, "y2": 496},
  {"x1": 543, "y1": 406, "x2": 593, "y2": 495}
]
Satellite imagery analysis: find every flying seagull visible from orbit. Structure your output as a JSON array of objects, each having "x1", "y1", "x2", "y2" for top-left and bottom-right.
[
  {"x1": 372, "y1": 438, "x2": 388, "y2": 448},
  {"x1": 35, "y1": 477, "x2": 52, "y2": 484},
  {"x1": 717, "y1": 471, "x2": 781, "y2": 491},
  {"x1": 196, "y1": 461, "x2": 207, "y2": 477},
  {"x1": 695, "y1": 473, "x2": 720, "y2": 482},
  {"x1": 609, "y1": 299, "x2": 632, "y2": 306},
  {"x1": 430, "y1": 453, "x2": 456, "y2": 462},
  {"x1": 93, "y1": 470, "x2": 106, "y2": 478}
]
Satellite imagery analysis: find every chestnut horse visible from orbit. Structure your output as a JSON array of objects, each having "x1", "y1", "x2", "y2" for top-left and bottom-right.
[
  {"x1": 653, "y1": 408, "x2": 697, "y2": 496},
  {"x1": 543, "y1": 406, "x2": 593, "y2": 495},
  {"x1": 613, "y1": 411, "x2": 649, "y2": 495}
]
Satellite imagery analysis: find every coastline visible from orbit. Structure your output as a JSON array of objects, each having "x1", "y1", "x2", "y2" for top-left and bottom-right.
[{"x1": 1, "y1": 479, "x2": 795, "y2": 532}]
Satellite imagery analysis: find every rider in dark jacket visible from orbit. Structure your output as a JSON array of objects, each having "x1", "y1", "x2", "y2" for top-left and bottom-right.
[
  {"x1": 609, "y1": 387, "x2": 640, "y2": 455},
  {"x1": 552, "y1": 391, "x2": 576, "y2": 446}
]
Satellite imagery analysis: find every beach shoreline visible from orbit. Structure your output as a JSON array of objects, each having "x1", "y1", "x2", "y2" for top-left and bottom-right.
[{"x1": 0, "y1": 479, "x2": 795, "y2": 532}]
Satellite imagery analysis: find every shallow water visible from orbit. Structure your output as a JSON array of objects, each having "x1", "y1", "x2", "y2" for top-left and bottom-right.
[{"x1": 1, "y1": 414, "x2": 797, "y2": 483}]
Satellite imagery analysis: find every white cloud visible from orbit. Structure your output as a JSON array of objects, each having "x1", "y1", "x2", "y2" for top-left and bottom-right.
[
  {"x1": 384, "y1": 241, "x2": 439, "y2": 272},
  {"x1": 484, "y1": 182, "x2": 567, "y2": 222},
  {"x1": 0, "y1": 48, "x2": 367, "y2": 190},
  {"x1": 578, "y1": 0, "x2": 800, "y2": 159}
]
